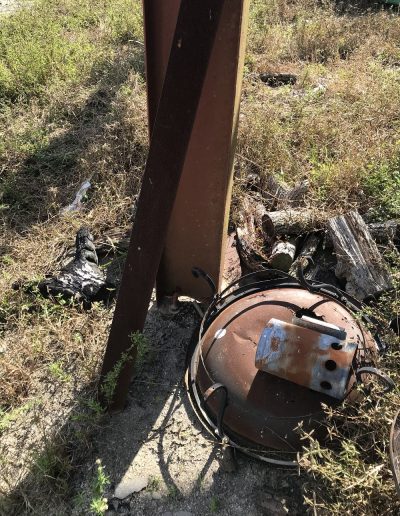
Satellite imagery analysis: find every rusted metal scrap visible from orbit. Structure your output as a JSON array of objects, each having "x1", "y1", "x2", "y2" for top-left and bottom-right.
[
  {"x1": 255, "y1": 317, "x2": 356, "y2": 400},
  {"x1": 99, "y1": 0, "x2": 227, "y2": 410},
  {"x1": 146, "y1": 0, "x2": 250, "y2": 302}
]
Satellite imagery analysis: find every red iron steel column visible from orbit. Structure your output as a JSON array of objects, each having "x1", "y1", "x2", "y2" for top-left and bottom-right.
[
  {"x1": 99, "y1": 0, "x2": 225, "y2": 410},
  {"x1": 144, "y1": 0, "x2": 250, "y2": 302}
]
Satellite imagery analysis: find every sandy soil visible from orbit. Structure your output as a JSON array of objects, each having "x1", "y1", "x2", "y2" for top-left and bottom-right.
[
  {"x1": 0, "y1": 0, "x2": 20, "y2": 13},
  {"x1": 79, "y1": 300, "x2": 306, "y2": 516}
]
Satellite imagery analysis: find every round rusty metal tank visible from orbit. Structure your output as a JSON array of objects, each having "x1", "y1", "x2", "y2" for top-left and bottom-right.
[{"x1": 186, "y1": 271, "x2": 380, "y2": 465}]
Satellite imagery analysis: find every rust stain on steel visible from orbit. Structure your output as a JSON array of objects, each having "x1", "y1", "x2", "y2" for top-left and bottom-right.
[
  {"x1": 194, "y1": 287, "x2": 377, "y2": 451},
  {"x1": 255, "y1": 318, "x2": 357, "y2": 399},
  {"x1": 99, "y1": 0, "x2": 225, "y2": 410},
  {"x1": 145, "y1": 0, "x2": 250, "y2": 301}
]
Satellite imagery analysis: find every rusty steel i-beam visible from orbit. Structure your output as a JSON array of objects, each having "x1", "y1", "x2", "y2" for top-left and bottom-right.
[
  {"x1": 145, "y1": 0, "x2": 250, "y2": 302},
  {"x1": 99, "y1": 0, "x2": 249, "y2": 410}
]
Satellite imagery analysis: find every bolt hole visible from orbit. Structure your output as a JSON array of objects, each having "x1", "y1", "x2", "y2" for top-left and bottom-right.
[
  {"x1": 331, "y1": 342, "x2": 343, "y2": 350},
  {"x1": 320, "y1": 381, "x2": 332, "y2": 390},
  {"x1": 325, "y1": 360, "x2": 337, "y2": 371}
]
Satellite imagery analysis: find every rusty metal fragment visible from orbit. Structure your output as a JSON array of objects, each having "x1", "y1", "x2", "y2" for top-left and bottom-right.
[{"x1": 255, "y1": 317, "x2": 357, "y2": 399}]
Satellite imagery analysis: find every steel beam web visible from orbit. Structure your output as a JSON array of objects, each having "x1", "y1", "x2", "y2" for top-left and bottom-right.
[{"x1": 98, "y1": 0, "x2": 225, "y2": 410}]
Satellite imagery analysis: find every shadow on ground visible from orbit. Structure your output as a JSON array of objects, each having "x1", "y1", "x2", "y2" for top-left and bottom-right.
[
  {"x1": 0, "y1": 43, "x2": 146, "y2": 234},
  {"x1": 0, "y1": 299, "x2": 307, "y2": 516},
  {"x1": 334, "y1": 0, "x2": 398, "y2": 15}
]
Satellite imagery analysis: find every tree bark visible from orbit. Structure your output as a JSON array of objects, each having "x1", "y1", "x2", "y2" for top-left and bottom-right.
[
  {"x1": 289, "y1": 233, "x2": 321, "y2": 277},
  {"x1": 236, "y1": 194, "x2": 270, "y2": 271},
  {"x1": 262, "y1": 209, "x2": 317, "y2": 236},
  {"x1": 270, "y1": 239, "x2": 297, "y2": 272},
  {"x1": 327, "y1": 211, "x2": 393, "y2": 300}
]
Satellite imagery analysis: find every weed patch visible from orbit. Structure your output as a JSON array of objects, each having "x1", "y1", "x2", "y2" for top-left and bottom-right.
[
  {"x1": 89, "y1": 459, "x2": 110, "y2": 516},
  {"x1": 362, "y1": 158, "x2": 400, "y2": 221},
  {"x1": 0, "y1": 0, "x2": 142, "y2": 103}
]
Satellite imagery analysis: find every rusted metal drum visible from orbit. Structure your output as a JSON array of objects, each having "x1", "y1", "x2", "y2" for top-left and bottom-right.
[{"x1": 186, "y1": 271, "x2": 383, "y2": 465}]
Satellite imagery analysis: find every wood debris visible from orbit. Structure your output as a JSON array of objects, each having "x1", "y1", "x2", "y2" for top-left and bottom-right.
[{"x1": 327, "y1": 211, "x2": 393, "y2": 300}]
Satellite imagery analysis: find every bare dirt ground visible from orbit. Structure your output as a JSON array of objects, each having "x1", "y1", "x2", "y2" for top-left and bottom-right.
[
  {"x1": 77, "y1": 300, "x2": 305, "y2": 516},
  {"x1": 0, "y1": 0, "x2": 19, "y2": 14}
]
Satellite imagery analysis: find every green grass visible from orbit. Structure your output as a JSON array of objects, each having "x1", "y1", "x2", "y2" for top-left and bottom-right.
[
  {"x1": 363, "y1": 158, "x2": 400, "y2": 221},
  {"x1": 0, "y1": 400, "x2": 36, "y2": 433},
  {"x1": 0, "y1": 0, "x2": 142, "y2": 103},
  {"x1": 48, "y1": 361, "x2": 72, "y2": 383}
]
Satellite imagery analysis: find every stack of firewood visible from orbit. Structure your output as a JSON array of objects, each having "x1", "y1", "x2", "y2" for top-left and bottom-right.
[{"x1": 233, "y1": 181, "x2": 398, "y2": 302}]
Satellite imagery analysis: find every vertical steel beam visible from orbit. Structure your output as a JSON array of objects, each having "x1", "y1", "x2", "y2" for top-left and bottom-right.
[
  {"x1": 144, "y1": 0, "x2": 250, "y2": 302},
  {"x1": 143, "y1": 0, "x2": 181, "y2": 135},
  {"x1": 99, "y1": 0, "x2": 225, "y2": 410}
]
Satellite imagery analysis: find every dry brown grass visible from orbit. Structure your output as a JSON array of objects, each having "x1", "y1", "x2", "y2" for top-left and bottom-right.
[
  {"x1": 239, "y1": 0, "x2": 400, "y2": 217},
  {"x1": 0, "y1": 0, "x2": 399, "y2": 514}
]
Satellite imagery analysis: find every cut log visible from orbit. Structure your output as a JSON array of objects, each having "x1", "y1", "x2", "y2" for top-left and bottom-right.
[
  {"x1": 236, "y1": 194, "x2": 271, "y2": 271},
  {"x1": 390, "y1": 316, "x2": 399, "y2": 336},
  {"x1": 260, "y1": 72, "x2": 297, "y2": 87},
  {"x1": 368, "y1": 220, "x2": 399, "y2": 245},
  {"x1": 270, "y1": 239, "x2": 296, "y2": 272},
  {"x1": 263, "y1": 177, "x2": 309, "y2": 210},
  {"x1": 299, "y1": 238, "x2": 343, "y2": 289},
  {"x1": 289, "y1": 233, "x2": 321, "y2": 277},
  {"x1": 310, "y1": 246, "x2": 343, "y2": 289},
  {"x1": 262, "y1": 209, "x2": 317, "y2": 236},
  {"x1": 284, "y1": 180, "x2": 309, "y2": 207},
  {"x1": 262, "y1": 174, "x2": 287, "y2": 209},
  {"x1": 327, "y1": 211, "x2": 393, "y2": 300}
]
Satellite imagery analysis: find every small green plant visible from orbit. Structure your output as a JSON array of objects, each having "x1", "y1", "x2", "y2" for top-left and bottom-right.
[
  {"x1": 90, "y1": 497, "x2": 108, "y2": 516},
  {"x1": 147, "y1": 475, "x2": 161, "y2": 492},
  {"x1": 71, "y1": 398, "x2": 104, "y2": 425},
  {"x1": 73, "y1": 491, "x2": 85, "y2": 510},
  {"x1": 100, "y1": 331, "x2": 149, "y2": 406},
  {"x1": 32, "y1": 442, "x2": 71, "y2": 493},
  {"x1": 167, "y1": 484, "x2": 179, "y2": 500},
  {"x1": 90, "y1": 459, "x2": 110, "y2": 515},
  {"x1": 48, "y1": 361, "x2": 72, "y2": 383},
  {"x1": 100, "y1": 342, "x2": 135, "y2": 407},
  {"x1": 0, "y1": 400, "x2": 35, "y2": 434},
  {"x1": 210, "y1": 496, "x2": 220, "y2": 513},
  {"x1": 131, "y1": 330, "x2": 151, "y2": 367}
]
